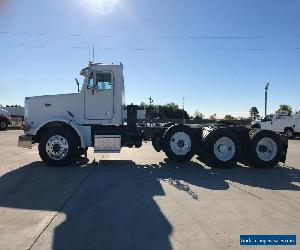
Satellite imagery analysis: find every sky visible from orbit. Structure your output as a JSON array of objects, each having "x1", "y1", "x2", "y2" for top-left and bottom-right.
[{"x1": 0, "y1": 0, "x2": 300, "y2": 118}]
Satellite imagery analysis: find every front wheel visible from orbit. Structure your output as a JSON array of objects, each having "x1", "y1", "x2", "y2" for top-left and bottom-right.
[
  {"x1": 0, "y1": 120, "x2": 8, "y2": 131},
  {"x1": 39, "y1": 127, "x2": 79, "y2": 166},
  {"x1": 162, "y1": 125, "x2": 195, "y2": 163}
]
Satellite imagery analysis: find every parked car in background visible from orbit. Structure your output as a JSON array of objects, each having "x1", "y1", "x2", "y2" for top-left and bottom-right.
[{"x1": 0, "y1": 108, "x2": 11, "y2": 130}]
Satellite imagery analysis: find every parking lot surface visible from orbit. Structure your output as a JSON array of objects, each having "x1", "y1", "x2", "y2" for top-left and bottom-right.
[{"x1": 0, "y1": 130, "x2": 299, "y2": 250}]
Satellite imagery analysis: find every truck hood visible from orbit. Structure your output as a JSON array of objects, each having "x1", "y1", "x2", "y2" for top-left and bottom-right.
[{"x1": 26, "y1": 93, "x2": 84, "y2": 127}]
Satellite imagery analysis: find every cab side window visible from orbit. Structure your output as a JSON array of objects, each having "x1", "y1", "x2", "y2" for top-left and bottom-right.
[
  {"x1": 88, "y1": 72, "x2": 94, "y2": 88},
  {"x1": 96, "y1": 73, "x2": 112, "y2": 90}
]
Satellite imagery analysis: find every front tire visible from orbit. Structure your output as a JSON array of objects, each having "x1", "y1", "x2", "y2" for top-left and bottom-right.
[
  {"x1": 0, "y1": 120, "x2": 8, "y2": 131},
  {"x1": 39, "y1": 127, "x2": 79, "y2": 167},
  {"x1": 162, "y1": 125, "x2": 195, "y2": 163}
]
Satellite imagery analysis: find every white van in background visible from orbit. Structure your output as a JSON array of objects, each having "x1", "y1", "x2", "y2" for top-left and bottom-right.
[{"x1": 252, "y1": 113, "x2": 300, "y2": 139}]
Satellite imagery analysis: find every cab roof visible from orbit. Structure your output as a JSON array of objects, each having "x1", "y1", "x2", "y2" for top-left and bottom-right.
[{"x1": 80, "y1": 62, "x2": 123, "y2": 76}]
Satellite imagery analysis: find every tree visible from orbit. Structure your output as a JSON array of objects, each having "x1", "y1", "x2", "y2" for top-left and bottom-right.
[
  {"x1": 139, "y1": 102, "x2": 190, "y2": 119},
  {"x1": 249, "y1": 107, "x2": 260, "y2": 120},
  {"x1": 209, "y1": 113, "x2": 217, "y2": 120},
  {"x1": 224, "y1": 115, "x2": 235, "y2": 120},
  {"x1": 194, "y1": 110, "x2": 204, "y2": 119},
  {"x1": 276, "y1": 104, "x2": 292, "y2": 115}
]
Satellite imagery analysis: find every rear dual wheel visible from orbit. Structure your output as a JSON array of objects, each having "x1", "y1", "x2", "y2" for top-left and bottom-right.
[
  {"x1": 247, "y1": 130, "x2": 283, "y2": 168},
  {"x1": 201, "y1": 128, "x2": 241, "y2": 168},
  {"x1": 162, "y1": 125, "x2": 195, "y2": 162}
]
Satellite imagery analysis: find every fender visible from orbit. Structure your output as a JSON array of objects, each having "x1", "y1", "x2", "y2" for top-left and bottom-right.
[
  {"x1": 32, "y1": 118, "x2": 87, "y2": 148},
  {"x1": 0, "y1": 115, "x2": 10, "y2": 124}
]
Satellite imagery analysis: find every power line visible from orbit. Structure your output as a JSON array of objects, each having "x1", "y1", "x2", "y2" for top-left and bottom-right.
[
  {"x1": 0, "y1": 31, "x2": 267, "y2": 40},
  {"x1": 4, "y1": 42, "x2": 300, "y2": 52}
]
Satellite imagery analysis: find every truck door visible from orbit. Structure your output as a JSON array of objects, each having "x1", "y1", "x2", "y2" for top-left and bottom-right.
[{"x1": 84, "y1": 71, "x2": 114, "y2": 120}]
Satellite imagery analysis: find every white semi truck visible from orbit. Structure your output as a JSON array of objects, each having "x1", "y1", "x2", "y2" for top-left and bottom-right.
[{"x1": 18, "y1": 62, "x2": 288, "y2": 168}]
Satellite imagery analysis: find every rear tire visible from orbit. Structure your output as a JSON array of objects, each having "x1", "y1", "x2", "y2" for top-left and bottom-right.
[
  {"x1": 0, "y1": 120, "x2": 8, "y2": 131},
  {"x1": 39, "y1": 127, "x2": 79, "y2": 167},
  {"x1": 247, "y1": 130, "x2": 283, "y2": 168},
  {"x1": 162, "y1": 125, "x2": 195, "y2": 163},
  {"x1": 202, "y1": 128, "x2": 241, "y2": 168}
]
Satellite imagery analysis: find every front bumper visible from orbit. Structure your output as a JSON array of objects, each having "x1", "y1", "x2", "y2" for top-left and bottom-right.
[{"x1": 18, "y1": 135, "x2": 33, "y2": 149}]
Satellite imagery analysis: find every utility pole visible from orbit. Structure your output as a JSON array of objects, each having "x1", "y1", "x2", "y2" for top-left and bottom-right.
[
  {"x1": 92, "y1": 44, "x2": 95, "y2": 62},
  {"x1": 182, "y1": 97, "x2": 185, "y2": 125},
  {"x1": 265, "y1": 83, "x2": 269, "y2": 116},
  {"x1": 148, "y1": 96, "x2": 153, "y2": 106}
]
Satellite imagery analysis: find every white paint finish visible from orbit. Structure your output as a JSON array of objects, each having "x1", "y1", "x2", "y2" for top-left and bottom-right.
[
  {"x1": 254, "y1": 114, "x2": 300, "y2": 134},
  {"x1": 23, "y1": 63, "x2": 125, "y2": 147},
  {"x1": 84, "y1": 70, "x2": 114, "y2": 120},
  {"x1": 26, "y1": 118, "x2": 89, "y2": 148},
  {"x1": 82, "y1": 64, "x2": 125, "y2": 125}
]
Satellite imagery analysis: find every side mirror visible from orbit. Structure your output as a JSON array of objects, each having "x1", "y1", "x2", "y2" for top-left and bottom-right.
[{"x1": 75, "y1": 78, "x2": 80, "y2": 92}]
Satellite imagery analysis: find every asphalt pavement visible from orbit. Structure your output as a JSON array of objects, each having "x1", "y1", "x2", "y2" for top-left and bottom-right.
[{"x1": 0, "y1": 130, "x2": 299, "y2": 250}]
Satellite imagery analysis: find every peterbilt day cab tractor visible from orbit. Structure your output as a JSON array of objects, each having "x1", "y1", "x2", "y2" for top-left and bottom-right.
[{"x1": 18, "y1": 62, "x2": 288, "y2": 168}]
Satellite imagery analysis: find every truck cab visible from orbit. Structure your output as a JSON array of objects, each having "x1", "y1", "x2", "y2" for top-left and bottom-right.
[
  {"x1": 20, "y1": 63, "x2": 126, "y2": 149},
  {"x1": 80, "y1": 63, "x2": 125, "y2": 123}
]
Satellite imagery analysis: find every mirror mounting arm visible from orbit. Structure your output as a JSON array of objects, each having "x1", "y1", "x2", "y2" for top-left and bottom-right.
[{"x1": 75, "y1": 78, "x2": 80, "y2": 93}]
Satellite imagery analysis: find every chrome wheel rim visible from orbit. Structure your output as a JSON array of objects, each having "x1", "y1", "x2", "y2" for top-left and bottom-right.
[
  {"x1": 213, "y1": 137, "x2": 236, "y2": 162},
  {"x1": 170, "y1": 132, "x2": 191, "y2": 156},
  {"x1": 46, "y1": 135, "x2": 69, "y2": 160},
  {"x1": 256, "y1": 137, "x2": 277, "y2": 161}
]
